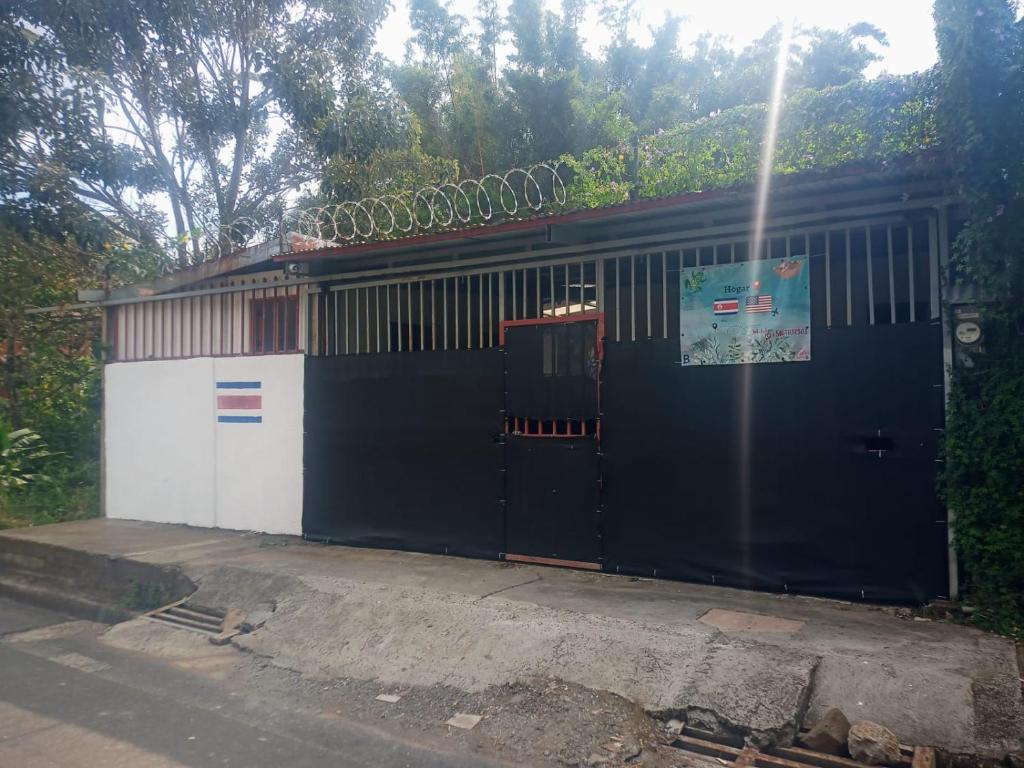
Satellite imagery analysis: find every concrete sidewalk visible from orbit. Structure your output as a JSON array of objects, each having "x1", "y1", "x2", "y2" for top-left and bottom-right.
[{"x1": 1, "y1": 519, "x2": 1021, "y2": 760}]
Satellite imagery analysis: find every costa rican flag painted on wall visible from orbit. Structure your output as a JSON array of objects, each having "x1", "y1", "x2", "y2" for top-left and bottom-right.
[
  {"x1": 216, "y1": 381, "x2": 262, "y2": 424},
  {"x1": 712, "y1": 298, "x2": 739, "y2": 315}
]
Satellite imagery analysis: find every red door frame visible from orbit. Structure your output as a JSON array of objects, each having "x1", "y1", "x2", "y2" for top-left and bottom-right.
[
  {"x1": 500, "y1": 311, "x2": 605, "y2": 439},
  {"x1": 500, "y1": 311, "x2": 606, "y2": 570}
]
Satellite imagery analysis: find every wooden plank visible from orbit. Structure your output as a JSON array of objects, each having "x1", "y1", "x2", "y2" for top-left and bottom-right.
[
  {"x1": 737, "y1": 746, "x2": 760, "y2": 767},
  {"x1": 675, "y1": 735, "x2": 843, "y2": 768},
  {"x1": 140, "y1": 597, "x2": 188, "y2": 618},
  {"x1": 166, "y1": 606, "x2": 222, "y2": 625},
  {"x1": 503, "y1": 553, "x2": 602, "y2": 571},
  {"x1": 679, "y1": 727, "x2": 928, "y2": 768},
  {"x1": 771, "y1": 745, "x2": 871, "y2": 768},
  {"x1": 911, "y1": 747, "x2": 935, "y2": 768},
  {"x1": 675, "y1": 733, "x2": 743, "y2": 760},
  {"x1": 147, "y1": 613, "x2": 219, "y2": 633}
]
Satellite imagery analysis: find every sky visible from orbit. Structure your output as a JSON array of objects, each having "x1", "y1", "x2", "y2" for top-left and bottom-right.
[{"x1": 374, "y1": 0, "x2": 940, "y2": 77}]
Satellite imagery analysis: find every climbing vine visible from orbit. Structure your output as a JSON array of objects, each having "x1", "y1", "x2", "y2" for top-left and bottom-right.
[
  {"x1": 562, "y1": 73, "x2": 939, "y2": 209},
  {"x1": 935, "y1": 0, "x2": 1024, "y2": 636}
]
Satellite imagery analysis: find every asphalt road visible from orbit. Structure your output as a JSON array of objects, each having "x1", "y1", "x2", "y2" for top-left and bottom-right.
[{"x1": 0, "y1": 597, "x2": 499, "y2": 768}]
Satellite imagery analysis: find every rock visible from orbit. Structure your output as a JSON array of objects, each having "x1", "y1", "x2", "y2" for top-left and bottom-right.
[
  {"x1": 621, "y1": 742, "x2": 642, "y2": 761},
  {"x1": 800, "y1": 708, "x2": 851, "y2": 755},
  {"x1": 586, "y1": 753, "x2": 609, "y2": 766},
  {"x1": 848, "y1": 722, "x2": 900, "y2": 765},
  {"x1": 665, "y1": 718, "x2": 684, "y2": 736},
  {"x1": 637, "y1": 747, "x2": 660, "y2": 764}
]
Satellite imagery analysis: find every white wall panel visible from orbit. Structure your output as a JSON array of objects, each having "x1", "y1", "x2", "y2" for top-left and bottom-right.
[
  {"x1": 105, "y1": 358, "x2": 216, "y2": 527},
  {"x1": 104, "y1": 354, "x2": 304, "y2": 535},
  {"x1": 213, "y1": 355, "x2": 304, "y2": 535}
]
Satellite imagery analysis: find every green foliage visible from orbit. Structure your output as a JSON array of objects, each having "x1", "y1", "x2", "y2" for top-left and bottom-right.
[
  {"x1": 942, "y1": 323, "x2": 1024, "y2": 637},
  {"x1": 561, "y1": 147, "x2": 632, "y2": 208},
  {"x1": 934, "y1": 0, "x2": 1024, "y2": 635},
  {"x1": 563, "y1": 73, "x2": 937, "y2": 209},
  {"x1": 0, "y1": 225, "x2": 107, "y2": 529},
  {"x1": 0, "y1": 460, "x2": 97, "y2": 530},
  {"x1": 0, "y1": 424, "x2": 54, "y2": 490}
]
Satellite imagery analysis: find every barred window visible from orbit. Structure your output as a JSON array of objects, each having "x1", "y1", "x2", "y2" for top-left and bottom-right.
[{"x1": 251, "y1": 295, "x2": 299, "y2": 353}]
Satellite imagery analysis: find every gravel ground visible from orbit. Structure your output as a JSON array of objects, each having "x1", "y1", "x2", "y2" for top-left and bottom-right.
[{"x1": 101, "y1": 617, "x2": 704, "y2": 767}]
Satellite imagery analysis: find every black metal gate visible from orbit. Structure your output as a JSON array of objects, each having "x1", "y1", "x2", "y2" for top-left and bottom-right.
[
  {"x1": 302, "y1": 350, "x2": 505, "y2": 558},
  {"x1": 600, "y1": 322, "x2": 948, "y2": 602},
  {"x1": 501, "y1": 314, "x2": 604, "y2": 568}
]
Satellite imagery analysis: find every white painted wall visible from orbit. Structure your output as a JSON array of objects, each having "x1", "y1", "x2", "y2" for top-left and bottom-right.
[
  {"x1": 104, "y1": 354, "x2": 304, "y2": 535},
  {"x1": 212, "y1": 355, "x2": 304, "y2": 535}
]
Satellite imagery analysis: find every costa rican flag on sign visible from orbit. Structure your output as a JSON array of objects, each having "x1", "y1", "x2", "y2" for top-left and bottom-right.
[
  {"x1": 745, "y1": 295, "x2": 773, "y2": 314},
  {"x1": 712, "y1": 298, "x2": 740, "y2": 315},
  {"x1": 216, "y1": 381, "x2": 262, "y2": 424}
]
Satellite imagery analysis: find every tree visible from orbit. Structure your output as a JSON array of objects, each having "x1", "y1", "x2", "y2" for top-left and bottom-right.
[
  {"x1": 0, "y1": 11, "x2": 164, "y2": 249},
  {"x1": 797, "y1": 23, "x2": 889, "y2": 90},
  {"x1": 476, "y1": 0, "x2": 504, "y2": 86},
  {"x1": 6, "y1": 0, "x2": 399, "y2": 266}
]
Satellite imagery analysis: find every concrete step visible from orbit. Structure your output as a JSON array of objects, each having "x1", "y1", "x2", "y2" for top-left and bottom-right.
[{"x1": 0, "y1": 535, "x2": 195, "y2": 623}]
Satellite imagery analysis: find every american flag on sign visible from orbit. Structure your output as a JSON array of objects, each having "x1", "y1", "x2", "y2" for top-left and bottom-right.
[
  {"x1": 745, "y1": 295, "x2": 773, "y2": 314},
  {"x1": 216, "y1": 381, "x2": 262, "y2": 424},
  {"x1": 713, "y1": 298, "x2": 739, "y2": 315}
]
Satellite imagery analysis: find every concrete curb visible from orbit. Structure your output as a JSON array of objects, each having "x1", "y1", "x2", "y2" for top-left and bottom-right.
[{"x1": 0, "y1": 535, "x2": 195, "y2": 623}]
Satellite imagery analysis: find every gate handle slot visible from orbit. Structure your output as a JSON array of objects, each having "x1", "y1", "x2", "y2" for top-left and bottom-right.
[{"x1": 864, "y1": 434, "x2": 894, "y2": 456}]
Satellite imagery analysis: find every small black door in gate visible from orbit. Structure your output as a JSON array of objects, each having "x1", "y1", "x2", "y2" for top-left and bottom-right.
[{"x1": 502, "y1": 316, "x2": 603, "y2": 567}]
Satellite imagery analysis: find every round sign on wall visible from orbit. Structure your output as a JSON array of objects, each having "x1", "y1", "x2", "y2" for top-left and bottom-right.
[{"x1": 955, "y1": 320, "x2": 983, "y2": 346}]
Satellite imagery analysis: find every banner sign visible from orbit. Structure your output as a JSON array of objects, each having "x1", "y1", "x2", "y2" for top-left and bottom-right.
[{"x1": 679, "y1": 255, "x2": 811, "y2": 366}]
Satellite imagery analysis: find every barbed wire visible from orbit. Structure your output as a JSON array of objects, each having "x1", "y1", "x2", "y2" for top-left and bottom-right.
[
  {"x1": 291, "y1": 161, "x2": 567, "y2": 244},
  {"x1": 168, "y1": 161, "x2": 569, "y2": 271}
]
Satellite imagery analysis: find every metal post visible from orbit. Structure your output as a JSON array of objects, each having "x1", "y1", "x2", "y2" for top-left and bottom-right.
[
  {"x1": 646, "y1": 254, "x2": 652, "y2": 338},
  {"x1": 549, "y1": 266, "x2": 555, "y2": 317},
  {"x1": 928, "y1": 216, "x2": 940, "y2": 320},
  {"x1": 887, "y1": 225, "x2": 896, "y2": 324},
  {"x1": 908, "y1": 224, "x2": 916, "y2": 323},
  {"x1": 866, "y1": 226, "x2": 875, "y2": 326},
  {"x1": 467, "y1": 275, "x2": 473, "y2": 349},
  {"x1": 630, "y1": 254, "x2": 636, "y2": 341},
  {"x1": 938, "y1": 206, "x2": 958, "y2": 600},
  {"x1": 661, "y1": 252, "x2": 668, "y2": 339},
  {"x1": 845, "y1": 229, "x2": 852, "y2": 326},
  {"x1": 565, "y1": 264, "x2": 573, "y2": 313},
  {"x1": 615, "y1": 258, "x2": 621, "y2": 341},
  {"x1": 354, "y1": 288, "x2": 360, "y2": 353},
  {"x1": 825, "y1": 232, "x2": 832, "y2": 328}
]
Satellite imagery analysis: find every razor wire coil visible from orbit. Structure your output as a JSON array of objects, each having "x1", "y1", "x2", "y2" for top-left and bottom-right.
[{"x1": 171, "y1": 161, "x2": 568, "y2": 270}]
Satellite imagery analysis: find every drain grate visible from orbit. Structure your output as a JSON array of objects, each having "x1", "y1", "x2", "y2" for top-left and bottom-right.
[
  {"x1": 670, "y1": 728, "x2": 934, "y2": 768},
  {"x1": 143, "y1": 599, "x2": 227, "y2": 637}
]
